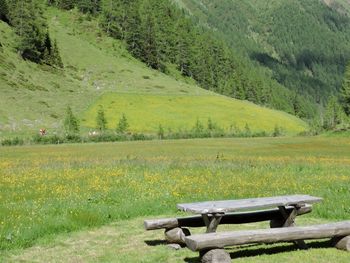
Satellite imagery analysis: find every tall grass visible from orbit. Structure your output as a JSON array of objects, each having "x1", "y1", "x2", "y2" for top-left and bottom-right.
[{"x1": 0, "y1": 137, "x2": 349, "y2": 250}]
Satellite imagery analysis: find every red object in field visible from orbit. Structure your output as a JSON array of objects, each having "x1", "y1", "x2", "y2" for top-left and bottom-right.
[{"x1": 39, "y1": 128, "x2": 46, "y2": 136}]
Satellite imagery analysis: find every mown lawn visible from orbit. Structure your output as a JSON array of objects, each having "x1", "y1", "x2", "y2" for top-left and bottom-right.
[{"x1": 0, "y1": 137, "x2": 350, "y2": 261}]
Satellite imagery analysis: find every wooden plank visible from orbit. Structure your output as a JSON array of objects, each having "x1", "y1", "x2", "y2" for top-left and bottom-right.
[
  {"x1": 144, "y1": 205, "x2": 312, "y2": 230},
  {"x1": 177, "y1": 195, "x2": 322, "y2": 214},
  {"x1": 185, "y1": 221, "x2": 350, "y2": 251}
]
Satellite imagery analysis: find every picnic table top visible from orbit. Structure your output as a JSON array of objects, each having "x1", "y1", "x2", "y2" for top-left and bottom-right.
[{"x1": 177, "y1": 195, "x2": 322, "y2": 214}]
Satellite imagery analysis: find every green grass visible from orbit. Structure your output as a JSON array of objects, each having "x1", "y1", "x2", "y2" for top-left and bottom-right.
[
  {"x1": 1, "y1": 216, "x2": 350, "y2": 262},
  {"x1": 1, "y1": 137, "x2": 350, "y2": 255},
  {"x1": 0, "y1": 7, "x2": 307, "y2": 138},
  {"x1": 83, "y1": 93, "x2": 307, "y2": 134}
]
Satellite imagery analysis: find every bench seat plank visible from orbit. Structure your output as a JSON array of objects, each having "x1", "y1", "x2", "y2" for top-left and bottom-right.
[
  {"x1": 185, "y1": 221, "x2": 350, "y2": 251},
  {"x1": 177, "y1": 195, "x2": 322, "y2": 214}
]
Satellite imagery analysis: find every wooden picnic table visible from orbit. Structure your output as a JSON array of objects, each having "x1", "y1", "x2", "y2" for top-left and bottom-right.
[
  {"x1": 146, "y1": 195, "x2": 350, "y2": 262},
  {"x1": 177, "y1": 195, "x2": 322, "y2": 233}
]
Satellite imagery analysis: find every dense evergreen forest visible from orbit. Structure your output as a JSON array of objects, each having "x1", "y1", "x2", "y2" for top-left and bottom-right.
[
  {"x1": 178, "y1": 0, "x2": 350, "y2": 114},
  {"x1": 1, "y1": 0, "x2": 349, "y2": 122}
]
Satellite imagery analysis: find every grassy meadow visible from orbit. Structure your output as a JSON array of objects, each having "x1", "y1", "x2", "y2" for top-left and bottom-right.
[
  {"x1": 83, "y1": 93, "x2": 306, "y2": 134},
  {"x1": 1, "y1": 136, "x2": 350, "y2": 262}
]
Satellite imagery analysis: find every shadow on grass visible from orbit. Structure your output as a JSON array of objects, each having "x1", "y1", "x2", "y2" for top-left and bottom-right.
[
  {"x1": 184, "y1": 240, "x2": 332, "y2": 263},
  {"x1": 144, "y1": 240, "x2": 167, "y2": 246}
]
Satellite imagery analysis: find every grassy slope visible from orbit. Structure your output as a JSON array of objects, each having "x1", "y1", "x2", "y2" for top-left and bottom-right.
[
  {"x1": 0, "y1": 8, "x2": 307, "y2": 137},
  {"x1": 83, "y1": 93, "x2": 306, "y2": 134}
]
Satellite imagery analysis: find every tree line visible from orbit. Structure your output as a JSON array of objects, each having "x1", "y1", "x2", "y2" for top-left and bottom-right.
[
  {"x1": 312, "y1": 63, "x2": 350, "y2": 132},
  {"x1": 1, "y1": 105, "x2": 287, "y2": 146}
]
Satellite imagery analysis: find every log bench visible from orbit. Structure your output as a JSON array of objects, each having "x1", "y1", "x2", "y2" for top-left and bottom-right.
[
  {"x1": 144, "y1": 205, "x2": 312, "y2": 244},
  {"x1": 144, "y1": 195, "x2": 322, "y2": 246},
  {"x1": 185, "y1": 221, "x2": 350, "y2": 263}
]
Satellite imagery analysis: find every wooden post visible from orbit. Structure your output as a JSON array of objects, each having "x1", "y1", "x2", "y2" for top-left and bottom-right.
[
  {"x1": 270, "y1": 205, "x2": 308, "y2": 249},
  {"x1": 202, "y1": 213, "x2": 224, "y2": 233},
  {"x1": 201, "y1": 249, "x2": 231, "y2": 263}
]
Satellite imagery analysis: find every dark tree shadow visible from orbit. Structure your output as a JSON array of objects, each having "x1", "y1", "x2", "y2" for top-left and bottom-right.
[{"x1": 184, "y1": 240, "x2": 332, "y2": 263}]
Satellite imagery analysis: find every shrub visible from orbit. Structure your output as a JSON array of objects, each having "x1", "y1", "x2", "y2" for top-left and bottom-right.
[
  {"x1": 1, "y1": 137, "x2": 24, "y2": 146},
  {"x1": 31, "y1": 134, "x2": 62, "y2": 145}
]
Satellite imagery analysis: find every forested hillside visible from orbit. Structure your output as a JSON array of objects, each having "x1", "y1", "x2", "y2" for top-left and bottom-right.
[
  {"x1": 0, "y1": 1, "x2": 308, "y2": 138},
  {"x1": 1, "y1": 0, "x2": 349, "y2": 138},
  {"x1": 0, "y1": 0, "x2": 315, "y2": 119},
  {"x1": 176, "y1": 0, "x2": 350, "y2": 114}
]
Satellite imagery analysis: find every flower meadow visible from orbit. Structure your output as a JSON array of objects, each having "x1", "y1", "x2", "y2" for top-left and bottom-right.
[{"x1": 1, "y1": 137, "x2": 350, "y2": 250}]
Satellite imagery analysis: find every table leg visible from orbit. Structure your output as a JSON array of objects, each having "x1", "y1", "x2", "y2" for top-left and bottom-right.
[
  {"x1": 202, "y1": 213, "x2": 224, "y2": 233},
  {"x1": 276, "y1": 205, "x2": 308, "y2": 249}
]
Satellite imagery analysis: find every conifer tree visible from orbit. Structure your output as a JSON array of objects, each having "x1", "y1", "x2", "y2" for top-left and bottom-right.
[
  {"x1": 175, "y1": 19, "x2": 193, "y2": 77},
  {"x1": 7, "y1": 0, "x2": 63, "y2": 67},
  {"x1": 0, "y1": 0, "x2": 9, "y2": 23},
  {"x1": 116, "y1": 113, "x2": 129, "y2": 133},
  {"x1": 64, "y1": 106, "x2": 80, "y2": 135},
  {"x1": 139, "y1": 12, "x2": 162, "y2": 70},
  {"x1": 157, "y1": 124, "x2": 164, "y2": 139},
  {"x1": 124, "y1": 1, "x2": 143, "y2": 58},
  {"x1": 77, "y1": 0, "x2": 101, "y2": 15},
  {"x1": 324, "y1": 96, "x2": 344, "y2": 130},
  {"x1": 96, "y1": 106, "x2": 107, "y2": 132},
  {"x1": 51, "y1": 40, "x2": 63, "y2": 68},
  {"x1": 340, "y1": 64, "x2": 350, "y2": 116}
]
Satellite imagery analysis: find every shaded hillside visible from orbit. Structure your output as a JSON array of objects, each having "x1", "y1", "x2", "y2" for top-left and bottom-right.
[{"x1": 177, "y1": 0, "x2": 350, "y2": 107}]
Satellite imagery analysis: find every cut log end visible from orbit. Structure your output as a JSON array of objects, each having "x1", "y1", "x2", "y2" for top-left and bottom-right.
[
  {"x1": 333, "y1": 236, "x2": 350, "y2": 251},
  {"x1": 144, "y1": 218, "x2": 178, "y2": 230},
  {"x1": 201, "y1": 249, "x2": 231, "y2": 263},
  {"x1": 165, "y1": 227, "x2": 191, "y2": 245}
]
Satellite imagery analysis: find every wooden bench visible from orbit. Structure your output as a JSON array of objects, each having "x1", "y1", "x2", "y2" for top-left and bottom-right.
[
  {"x1": 185, "y1": 221, "x2": 350, "y2": 262},
  {"x1": 144, "y1": 195, "x2": 321, "y2": 245},
  {"x1": 144, "y1": 205, "x2": 312, "y2": 244}
]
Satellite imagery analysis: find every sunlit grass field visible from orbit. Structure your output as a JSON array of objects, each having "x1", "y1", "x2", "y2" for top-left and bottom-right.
[
  {"x1": 82, "y1": 93, "x2": 307, "y2": 134},
  {"x1": 1, "y1": 136, "x2": 350, "y2": 258}
]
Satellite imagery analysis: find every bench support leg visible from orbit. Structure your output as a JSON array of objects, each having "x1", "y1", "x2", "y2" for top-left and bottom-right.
[
  {"x1": 270, "y1": 205, "x2": 308, "y2": 250},
  {"x1": 165, "y1": 227, "x2": 191, "y2": 245},
  {"x1": 200, "y1": 249, "x2": 231, "y2": 263},
  {"x1": 202, "y1": 213, "x2": 224, "y2": 233},
  {"x1": 332, "y1": 236, "x2": 350, "y2": 251}
]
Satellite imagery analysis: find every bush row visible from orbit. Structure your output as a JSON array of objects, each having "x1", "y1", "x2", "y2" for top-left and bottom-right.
[{"x1": 1, "y1": 125, "x2": 286, "y2": 146}]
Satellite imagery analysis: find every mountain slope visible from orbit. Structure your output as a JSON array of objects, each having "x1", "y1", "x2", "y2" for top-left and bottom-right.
[
  {"x1": 0, "y1": 8, "x2": 307, "y2": 137},
  {"x1": 176, "y1": 0, "x2": 350, "y2": 105}
]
